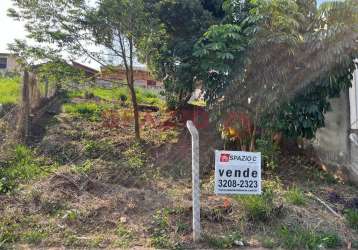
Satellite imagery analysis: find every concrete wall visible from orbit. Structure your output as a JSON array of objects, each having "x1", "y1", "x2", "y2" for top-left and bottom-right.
[
  {"x1": 313, "y1": 91, "x2": 358, "y2": 183},
  {"x1": 0, "y1": 54, "x2": 20, "y2": 74}
]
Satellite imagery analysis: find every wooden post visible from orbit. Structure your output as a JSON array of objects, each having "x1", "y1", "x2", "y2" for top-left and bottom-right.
[
  {"x1": 186, "y1": 120, "x2": 201, "y2": 242},
  {"x1": 17, "y1": 70, "x2": 30, "y2": 143}
]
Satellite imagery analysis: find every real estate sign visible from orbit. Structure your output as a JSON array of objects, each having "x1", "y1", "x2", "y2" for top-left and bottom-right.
[{"x1": 215, "y1": 150, "x2": 261, "y2": 195}]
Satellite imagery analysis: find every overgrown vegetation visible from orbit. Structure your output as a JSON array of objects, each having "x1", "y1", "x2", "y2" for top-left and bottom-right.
[
  {"x1": 0, "y1": 145, "x2": 51, "y2": 194},
  {"x1": 63, "y1": 102, "x2": 110, "y2": 121},
  {"x1": 278, "y1": 226, "x2": 341, "y2": 250},
  {"x1": 344, "y1": 209, "x2": 358, "y2": 230},
  {"x1": 285, "y1": 187, "x2": 306, "y2": 206},
  {"x1": 0, "y1": 76, "x2": 20, "y2": 105}
]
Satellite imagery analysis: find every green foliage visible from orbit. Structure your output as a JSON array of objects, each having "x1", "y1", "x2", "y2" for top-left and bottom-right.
[
  {"x1": 115, "y1": 222, "x2": 134, "y2": 248},
  {"x1": 123, "y1": 143, "x2": 146, "y2": 171},
  {"x1": 235, "y1": 189, "x2": 275, "y2": 221},
  {"x1": 278, "y1": 226, "x2": 341, "y2": 250},
  {"x1": 204, "y1": 231, "x2": 242, "y2": 249},
  {"x1": 285, "y1": 187, "x2": 306, "y2": 206},
  {"x1": 139, "y1": 0, "x2": 226, "y2": 108},
  {"x1": 63, "y1": 102, "x2": 109, "y2": 121},
  {"x1": 0, "y1": 76, "x2": 20, "y2": 105},
  {"x1": 344, "y1": 209, "x2": 358, "y2": 230},
  {"x1": 256, "y1": 136, "x2": 280, "y2": 171},
  {"x1": 22, "y1": 229, "x2": 48, "y2": 244},
  {"x1": 0, "y1": 145, "x2": 43, "y2": 194},
  {"x1": 149, "y1": 208, "x2": 172, "y2": 249}
]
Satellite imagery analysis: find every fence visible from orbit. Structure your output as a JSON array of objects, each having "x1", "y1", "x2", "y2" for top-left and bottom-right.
[{"x1": 0, "y1": 71, "x2": 58, "y2": 148}]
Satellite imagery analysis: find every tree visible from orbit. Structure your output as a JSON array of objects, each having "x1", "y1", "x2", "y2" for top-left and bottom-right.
[
  {"x1": 194, "y1": 0, "x2": 358, "y2": 138},
  {"x1": 137, "y1": 0, "x2": 226, "y2": 109},
  {"x1": 9, "y1": 0, "x2": 148, "y2": 140}
]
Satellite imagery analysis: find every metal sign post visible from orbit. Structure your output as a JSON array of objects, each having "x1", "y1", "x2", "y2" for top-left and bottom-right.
[{"x1": 186, "y1": 120, "x2": 201, "y2": 242}]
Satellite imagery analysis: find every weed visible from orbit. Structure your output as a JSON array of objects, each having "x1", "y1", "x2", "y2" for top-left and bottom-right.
[
  {"x1": 83, "y1": 139, "x2": 113, "y2": 159},
  {"x1": 22, "y1": 229, "x2": 48, "y2": 244},
  {"x1": 64, "y1": 102, "x2": 109, "y2": 121},
  {"x1": 71, "y1": 160, "x2": 94, "y2": 174},
  {"x1": 204, "y1": 231, "x2": 242, "y2": 249},
  {"x1": 149, "y1": 209, "x2": 172, "y2": 249},
  {"x1": 261, "y1": 236, "x2": 276, "y2": 248},
  {"x1": 344, "y1": 209, "x2": 358, "y2": 230},
  {"x1": 285, "y1": 187, "x2": 306, "y2": 206},
  {"x1": 0, "y1": 145, "x2": 43, "y2": 193},
  {"x1": 115, "y1": 222, "x2": 134, "y2": 248},
  {"x1": 123, "y1": 142, "x2": 146, "y2": 171},
  {"x1": 235, "y1": 189, "x2": 275, "y2": 221},
  {"x1": 0, "y1": 220, "x2": 20, "y2": 246},
  {"x1": 278, "y1": 226, "x2": 341, "y2": 249},
  {"x1": 256, "y1": 136, "x2": 280, "y2": 170}
]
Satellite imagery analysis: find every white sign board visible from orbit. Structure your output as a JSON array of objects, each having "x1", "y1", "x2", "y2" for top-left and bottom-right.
[{"x1": 215, "y1": 150, "x2": 261, "y2": 195}]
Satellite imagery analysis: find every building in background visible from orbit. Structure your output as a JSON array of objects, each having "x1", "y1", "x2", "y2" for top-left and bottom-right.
[
  {"x1": 99, "y1": 65, "x2": 163, "y2": 89},
  {"x1": 0, "y1": 52, "x2": 20, "y2": 75}
]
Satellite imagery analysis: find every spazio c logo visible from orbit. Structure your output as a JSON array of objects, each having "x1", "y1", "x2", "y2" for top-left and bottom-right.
[{"x1": 220, "y1": 153, "x2": 230, "y2": 162}]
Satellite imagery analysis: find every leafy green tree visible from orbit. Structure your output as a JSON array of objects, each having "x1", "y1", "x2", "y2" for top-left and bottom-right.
[
  {"x1": 138, "y1": 0, "x2": 225, "y2": 109},
  {"x1": 194, "y1": 0, "x2": 358, "y2": 138}
]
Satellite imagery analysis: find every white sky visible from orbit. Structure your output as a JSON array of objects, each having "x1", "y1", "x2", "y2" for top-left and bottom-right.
[{"x1": 0, "y1": 0, "x2": 26, "y2": 53}]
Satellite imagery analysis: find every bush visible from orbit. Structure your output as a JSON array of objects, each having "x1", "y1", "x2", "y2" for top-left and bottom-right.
[
  {"x1": 235, "y1": 189, "x2": 275, "y2": 221},
  {"x1": 0, "y1": 145, "x2": 43, "y2": 193},
  {"x1": 285, "y1": 187, "x2": 306, "y2": 206}
]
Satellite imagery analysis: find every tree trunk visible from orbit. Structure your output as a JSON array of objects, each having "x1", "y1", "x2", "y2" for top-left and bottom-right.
[{"x1": 128, "y1": 82, "x2": 140, "y2": 141}]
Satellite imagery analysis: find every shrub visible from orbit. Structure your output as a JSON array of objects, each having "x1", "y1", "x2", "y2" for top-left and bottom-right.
[
  {"x1": 235, "y1": 189, "x2": 275, "y2": 221},
  {"x1": 344, "y1": 209, "x2": 358, "y2": 230},
  {"x1": 278, "y1": 226, "x2": 341, "y2": 250},
  {"x1": 285, "y1": 187, "x2": 306, "y2": 206}
]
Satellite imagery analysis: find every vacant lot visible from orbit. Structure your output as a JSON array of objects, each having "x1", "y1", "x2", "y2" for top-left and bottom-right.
[{"x1": 0, "y1": 90, "x2": 357, "y2": 249}]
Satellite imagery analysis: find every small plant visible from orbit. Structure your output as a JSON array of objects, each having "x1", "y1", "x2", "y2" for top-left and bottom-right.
[
  {"x1": 0, "y1": 145, "x2": 43, "y2": 193},
  {"x1": 256, "y1": 135, "x2": 280, "y2": 171},
  {"x1": 119, "y1": 94, "x2": 128, "y2": 106},
  {"x1": 64, "y1": 102, "x2": 108, "y2": 121},
  {"x1": 115, "y1": 222, "x2": 134, "y2": 248},
  {"x1": 344, "y1": 209, "x2": 358, "y2": 230},
  {"x1": 285, "y1": 187, "x2": 306, "y2": 206},
  {"x1": 123, "y1": 143, "x2": 146, "y2": 171},
  {"x1": 235, "y1": 189, "x2": 275, "y2": 221},
  {"x1": 204, "y1": 231, "x2": 242, "y2": 249},
  {"x1": 22, "y1": 229, "x2": 48, "y2": 244},
  {"x1": 278, "y1": 226, "x2": 341, "y2": 249},
  {"x1": 71, "y1": 160, "x2": 94, "y2": 174},
  {"x1": 149, "y1": 209, "x2": 172, "y2": 249}
]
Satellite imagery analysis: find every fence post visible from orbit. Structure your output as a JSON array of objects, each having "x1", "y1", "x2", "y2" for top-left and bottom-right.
[
  {"x1": 186, "y1": 120, "x2": 201, "y2": 242},
  {"x1": 17, "y1": 70, "x2": 30, "y2": 143}
]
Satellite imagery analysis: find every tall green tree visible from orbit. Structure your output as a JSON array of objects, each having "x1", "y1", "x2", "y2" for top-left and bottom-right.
[{"x1": 138, "y1": 0, "x2": 226, "y2": 109}]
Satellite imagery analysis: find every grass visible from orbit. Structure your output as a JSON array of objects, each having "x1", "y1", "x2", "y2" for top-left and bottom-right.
[
  {"x1": 344, "y1": 209, "x2": 358, "y2": 230},
  {"x1": 66, "y1": 86, "x2": 164, "y2": 106},
  {"x1": 235, "y1": 189, "x2": 275, "y2": 221},
  {"x1": 63, "y1": 102, "x2": 110, "y2": 121},
  {"x1": 115, "y1": 222, "x2": 134, "y2": 248},
  {"x1": 0, "y1": 76, "x2": 20, "y2": 105},
  {"x1": 278, "y1": 226, "x2": 341, "y2": 250},
  {"x1": 149, "y1": 209, "x2": 173, "y2": 249},
  {"x1": 285, "y1": 187, "x2": 306, "y2": 205},
  {"x1": 204, "y1": 231, "x2": 242, "y2": 249},
  {"x1": 0, "y1": 145, "x2": 48, "y2": 194}
]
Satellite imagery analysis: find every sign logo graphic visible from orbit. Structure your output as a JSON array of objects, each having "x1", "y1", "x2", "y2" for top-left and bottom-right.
[{"x1": 220, "y1": 153, "x2": 230, "y2": 162}]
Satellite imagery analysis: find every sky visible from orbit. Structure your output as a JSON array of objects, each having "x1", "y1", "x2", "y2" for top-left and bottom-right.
[{"x1": 0, "y1": 0, "x2": 26, "y2": 53}]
